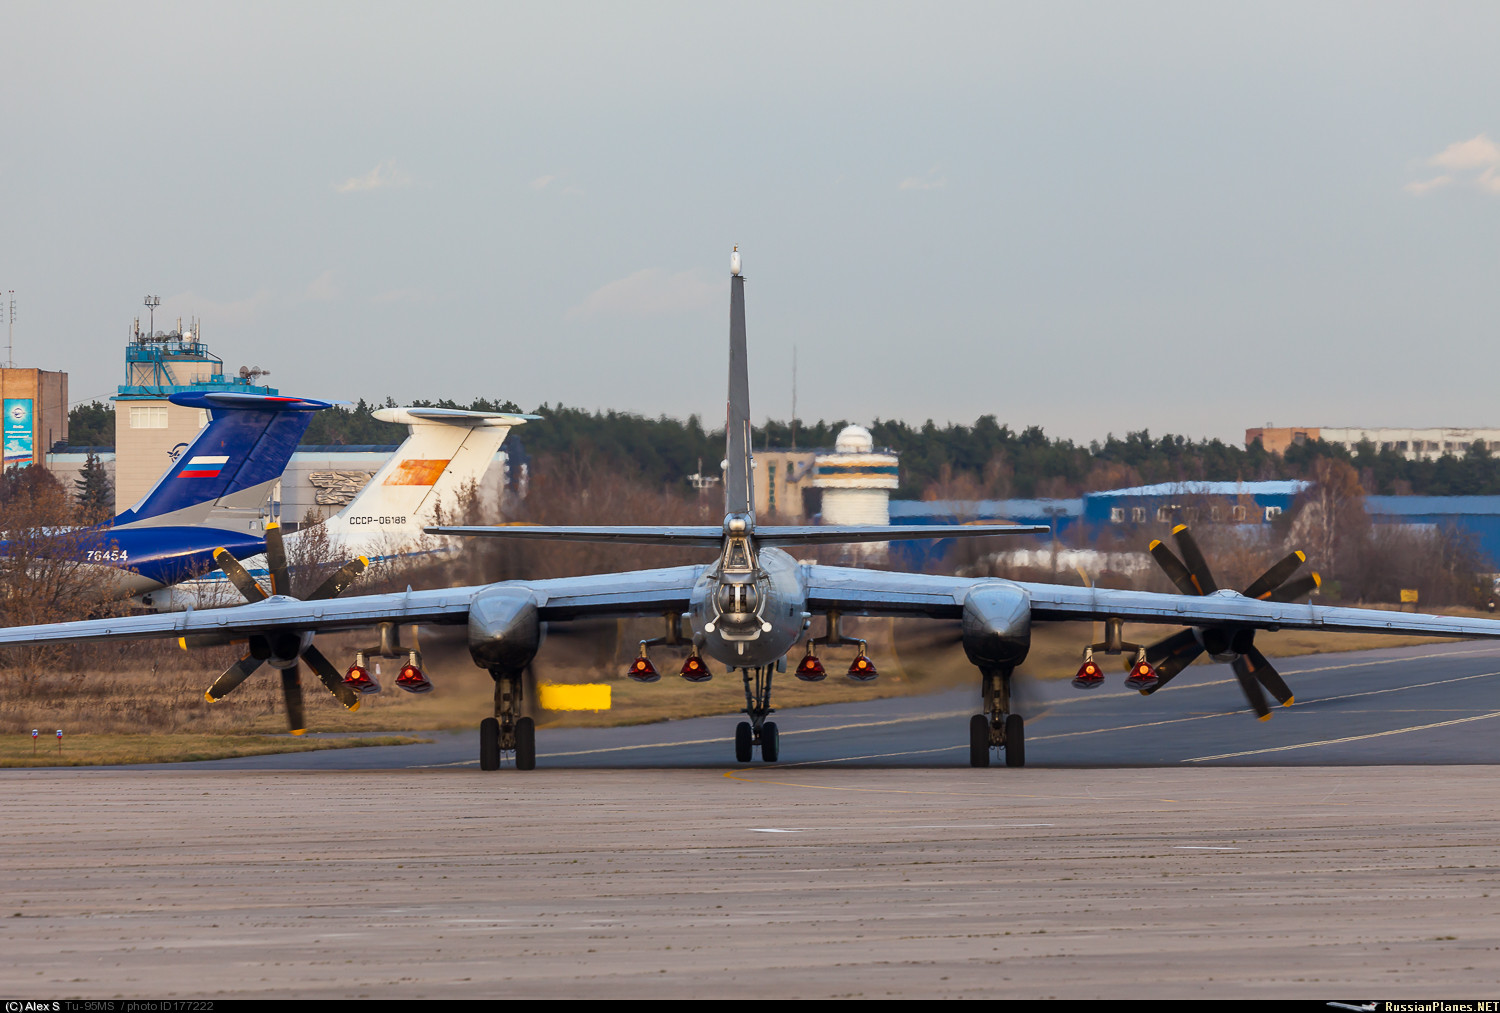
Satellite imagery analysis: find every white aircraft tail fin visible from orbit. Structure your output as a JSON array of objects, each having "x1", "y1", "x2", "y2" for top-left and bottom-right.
[{"x1": 319, "y1": 407, "x2": 536, "y2": 557}]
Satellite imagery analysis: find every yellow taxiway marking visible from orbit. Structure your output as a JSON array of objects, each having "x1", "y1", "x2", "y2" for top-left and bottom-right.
[{"x1": 1184, "y1": 709, "x2": 1500, "y2": 762}]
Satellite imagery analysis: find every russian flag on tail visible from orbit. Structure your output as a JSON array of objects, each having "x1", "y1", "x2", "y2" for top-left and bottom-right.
[{"x1": 180, "y1": 456, "x2": 229, "y2": 478}]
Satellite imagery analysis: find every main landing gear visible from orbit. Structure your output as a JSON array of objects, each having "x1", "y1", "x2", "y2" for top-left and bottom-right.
[
  {"x1": 480, "y1": 667, "x2": 535, "y2": 771},
  {"x1": 970, "y1": 665, "x2": 1024, "y2": 768},
  {"x1": 735, "y1": 664, "x2": 780, "y2": 763}
]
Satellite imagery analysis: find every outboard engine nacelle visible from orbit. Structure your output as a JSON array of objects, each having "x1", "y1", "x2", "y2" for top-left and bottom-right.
[{"x1": 961, "y1": 582, "x2": 1032, "y2": 670}]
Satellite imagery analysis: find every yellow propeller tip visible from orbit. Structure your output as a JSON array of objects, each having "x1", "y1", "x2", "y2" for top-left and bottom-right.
[
  {"x1": 266, "y1": 521, "x2": 280, "y2": 531},
  {"x1": 347, "y1": 700, "x2": 361, "y2": 713},
  {"x1": 178, "y1": 637, "x2": 187, "y2": 651},
  {"x1": 1294, "y1": 550, "x2": 1306, "y2": 562},
  {"x1": 290, "y1": 728, "x2": 307, "y2": 736},
  {"x1": 212, "y1": 547, "x2": 228, "y2": 559},
  {"x1": 1311, "y1": 572, "x2": 1322, "y2": 587},
  {"x1": 203, "y1": 691, "x2": 217, "y2": 703},
  {"x1": 1283, "y1": 697, "x2": 1295, "y2": 707},
  {"x1": 1172, "y1": 524, "x2": 1188, "y2": 534},
  {"x1": 358, "y1": 555, "x2": 370, "y2": 566},
  {"x1": 1257, "y1": 713, "x2": 1273, "y2": 723},
  {"x1": 1148, "y1": 539, "x2": 1163, "y2": 550}
]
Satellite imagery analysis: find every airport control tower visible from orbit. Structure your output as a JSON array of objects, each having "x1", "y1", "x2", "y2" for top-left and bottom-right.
[
  {"x1": 812, "y1": 424, "x2": 899, "y2": 559},
  {"x1": 112, "y1": 299, "x2": 277, "y2": 512}
]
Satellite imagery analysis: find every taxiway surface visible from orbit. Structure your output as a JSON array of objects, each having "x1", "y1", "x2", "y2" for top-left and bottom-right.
[
  {"x1": 181, "y1": 640, "x2": 1500, "y2": 770},
  {"x1": 1, "y1": 642, "x2": 1497, "y2": 998}
]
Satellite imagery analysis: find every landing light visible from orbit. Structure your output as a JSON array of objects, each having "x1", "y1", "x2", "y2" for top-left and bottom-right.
[
  {"x1": 628, "y1": 646, "x2": 660, "y2": 683},
  {"x1": 794, "y1": 647, "x2": 826, "y2": 682},
  {"x1": 1072, "y1": 659, "x2": 1104, "y2": 690},
  {"x1": 1124, "y1": 657, "x2": 1158, "y2": 691},
  {"x1": 395, "y1": 651, "x2": 432, "y2": 694},
  {"x1": 847, "y1": 648, "x2": 878, "y2": 683},
  {"x1": 679, "y1": 654, "x2": 712, "y2": 683}
]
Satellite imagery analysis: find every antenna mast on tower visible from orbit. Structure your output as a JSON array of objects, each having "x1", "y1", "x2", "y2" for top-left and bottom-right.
[{"x1": 143, "y1": 295, "x2": 160, "y2": 337}]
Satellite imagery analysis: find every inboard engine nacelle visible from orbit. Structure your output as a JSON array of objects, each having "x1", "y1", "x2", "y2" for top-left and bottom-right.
[
  {"x1": 467, "y1": 585, "x2": 542, "y2": 671},
  {"x1": 961, "y1": 583, "x2": 1032, "y2": 670}
]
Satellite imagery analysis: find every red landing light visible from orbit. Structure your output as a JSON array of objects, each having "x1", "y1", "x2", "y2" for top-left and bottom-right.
[
  {"x1": 627, "y1": 655, "x2": 661, "y2": 683},
  {"x1": 342, "y1": 665, "x2": 381, "y2": 694},
  {"x1": 847, "y1": 653, "x2": 878, "y2": 682},
  {"x1": 395, "y1": 665, "x2": 433, "y2": 694},
  {"x1": 1072, "y1": 660, "x2": 1104, "y2": 690},
  {"x1": 679, "y1": 655, "x2": 712, "y2": 683},
  {"x1": 1124, "y1": 659, "x2": 1158, "y2": 690},
  {"x1": 794, "y1": 653, "x2": 827, "y2": 682}
]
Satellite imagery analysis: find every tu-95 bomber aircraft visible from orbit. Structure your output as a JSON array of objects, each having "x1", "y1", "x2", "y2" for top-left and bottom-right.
[{"x1": 5, "y1": 249, "x2": 1500, "y2": 771}]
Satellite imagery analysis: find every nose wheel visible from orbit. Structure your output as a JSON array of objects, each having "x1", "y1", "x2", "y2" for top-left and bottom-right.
[
  {"x1": 735, "y1": 665, "x2": 780, "y2": 762},
  {"x1": 970, "y1": 666, "x2": 1024, "y2": 768}
]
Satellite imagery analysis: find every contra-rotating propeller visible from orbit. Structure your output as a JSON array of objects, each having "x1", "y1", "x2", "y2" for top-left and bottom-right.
[
  {"x1": 1142, "y1": 525, "x2": 1321, "y2": 720},
  {"x1": 200, "y1": 521, "x2": 370, "y2": 734}
]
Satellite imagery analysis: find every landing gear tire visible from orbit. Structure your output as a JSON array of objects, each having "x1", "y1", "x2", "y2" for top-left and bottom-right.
[
  {"x1": 969, "y1": 713, "x2": 991, "y2": 768},
  {"x1": 761, "y1": 721, "x2": 780, "y2": 763},
  {"x1": 1004, "y1": 713, "x2": 1025, "y2": 768},
  {"x1": 515, "y1": 716, "x2": 536, "y2": 771},
  {"x1": 480, "y1": 717, "x2": 500, "y2": 771},
  {"x1": 735, "y1": 721, "x2": 753, "y2": 763}
]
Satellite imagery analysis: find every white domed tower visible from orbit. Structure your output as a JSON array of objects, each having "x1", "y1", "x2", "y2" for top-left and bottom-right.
[{"x1": 813, "y1": 425, "x2": 899, "y2": 557}]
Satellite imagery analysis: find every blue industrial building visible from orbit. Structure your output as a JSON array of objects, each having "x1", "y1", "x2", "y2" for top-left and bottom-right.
[
  {"x1": 1081, "y1": 481, "x2": 1308, "y2": 528},
  {"x1": 1365, "y1": 496, "x2": 1500, "y2": 566}
]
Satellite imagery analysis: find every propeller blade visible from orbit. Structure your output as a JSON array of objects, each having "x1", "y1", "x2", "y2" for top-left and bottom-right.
[
  {"x1": 1267, "y1": 572, "x2": 1321, "y2": 603},
  {"x1": 1231, "y1": 655, "x2": 1273, "y2": 720},
  {"x1": 213, "y1": 548, "x2": 267, "y2": 603},
  {"x1": 1148, "y1": 540, "x2": 1199, "y2": 596},
  {"x1": 307, "y1": 556, "x2": 370, "y2": 602},
  {"x1": 206, "y1": 653, "x2": 264, "y2": 702},
  {"x1": 302, "y1": 644, "x2": 361, "y2": 711},
  {"x1": 1242, "y1": 643, "x2": 1294, "y2": 706},
  {"x1": 1141, "y1": 629, "x2": 1205, "y2": 694},
  {"x1": 265, "y1": 522, "x2": 290, "y2": 597},
  {"x1": 281, "y1": 666, "x2": 307, "y2": 734},
  {"x1": 1242, "y1": 550, "x2": 1307, "y2": 600},
  {"x1": 1171, "y1": 526, "x2": 1218, "y2": 595}
]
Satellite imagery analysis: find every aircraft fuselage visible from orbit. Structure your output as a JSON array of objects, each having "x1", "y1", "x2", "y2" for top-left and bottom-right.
[{"x1": 690, "y1": 543, "x2": 808, "y2": 670}]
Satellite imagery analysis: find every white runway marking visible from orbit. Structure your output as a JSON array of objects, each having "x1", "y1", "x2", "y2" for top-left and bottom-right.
[
  {"x1": 751, "y1": 823, "x2": 1055, "y2": 834},
  {"x1": 1033, "y1": 669, "x2": 1500, "y2": 745},
  {"x1": 1184, "y1": 709, "x2": 1500, "y2": 762},
  {"x1": 1173, "y1": 846, "x2": 1239, "y2": 851}
]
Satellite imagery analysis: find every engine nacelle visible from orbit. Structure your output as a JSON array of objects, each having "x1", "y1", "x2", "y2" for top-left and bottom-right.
[
  {"x1": 467, "y1": 585, "x2": 542, "y2": 672},
  {"x1": 960, "y1": 582, "x2": 1032, "y2": 671},
  {"x1": 133, "y1": 586, "x2": 205, "y2": 613}
]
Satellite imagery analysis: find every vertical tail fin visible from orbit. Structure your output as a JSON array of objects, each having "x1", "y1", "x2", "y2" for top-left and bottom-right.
[
  {"x1": 319, "y1": 407, "x2": 537, "y2": 554},
  {"x1": 111, "y1": 393, "x2": 331, "y2": 529},
  {"x1": 725, "y1": 250, "x2": 753, "y2": 517}
]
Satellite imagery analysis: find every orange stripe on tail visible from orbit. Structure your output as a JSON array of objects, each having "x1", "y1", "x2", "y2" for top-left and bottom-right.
[{"x1": 383, "y1": 459, "x2": 451, "y2": 486}]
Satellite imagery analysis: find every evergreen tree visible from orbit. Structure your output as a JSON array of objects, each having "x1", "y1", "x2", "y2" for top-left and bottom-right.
[{"x1": 74, "y1": 452, "x2": 112, "y2": 522}]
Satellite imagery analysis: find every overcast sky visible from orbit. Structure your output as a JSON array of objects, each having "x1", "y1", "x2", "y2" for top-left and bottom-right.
[{"x1": 4, "y1": 2, "x2": 1500, "y2": 444}]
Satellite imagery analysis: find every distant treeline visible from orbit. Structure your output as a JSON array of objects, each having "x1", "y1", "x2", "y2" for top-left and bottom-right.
[{"x1": 62, "y1": 399, "x2": 1500, "y2": 499}]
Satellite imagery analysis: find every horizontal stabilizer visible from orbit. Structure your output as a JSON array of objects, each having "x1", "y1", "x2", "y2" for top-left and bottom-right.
[
  {"x1": 425, "y1": 523, "x2": 1050, "y2": 547},
  {"x1": 371, "y1": 407, "x2": 540, "y2": 428}
]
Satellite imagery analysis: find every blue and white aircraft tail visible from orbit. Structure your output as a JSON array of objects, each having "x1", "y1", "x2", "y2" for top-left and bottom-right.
[
  {"x1": 67, "y1": 392, "x2": 332, "y2": 598},
  {"x1": 139, "y1": 406, "x2": 537, "y2": 610}
]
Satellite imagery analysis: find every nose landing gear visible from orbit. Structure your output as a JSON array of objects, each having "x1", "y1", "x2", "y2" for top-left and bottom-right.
[{"x1": 735, "y1": 665, "x2": 780, "y2": 762}]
